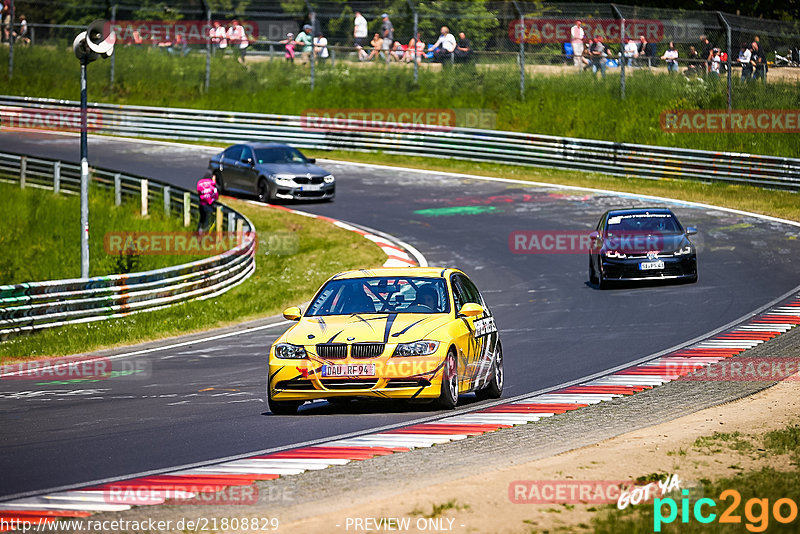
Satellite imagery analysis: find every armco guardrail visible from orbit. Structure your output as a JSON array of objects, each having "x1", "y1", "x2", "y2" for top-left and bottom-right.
[
  {"x1": 0, "y1": 150, "x2": 256, "y2": 338},
  {"x1": 2, "y1": 95, "x2": 799, "y2": 191}
]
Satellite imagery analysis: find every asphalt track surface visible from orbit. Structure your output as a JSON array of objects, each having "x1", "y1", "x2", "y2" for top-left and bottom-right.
[{"x1": 2, "y1": 131, "x2": 799, "y2": 499}]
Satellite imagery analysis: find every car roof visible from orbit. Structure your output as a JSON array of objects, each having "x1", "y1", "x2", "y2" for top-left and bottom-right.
[
  {"x1": 329, "y1": 267, "x2": 460, "y2": 281},
  {"x1": 604, "y1": 207, "x2": 675, "y2": 217},
  {"x1": 239, "y1": 142, "x2": 295, "y2": 149}
]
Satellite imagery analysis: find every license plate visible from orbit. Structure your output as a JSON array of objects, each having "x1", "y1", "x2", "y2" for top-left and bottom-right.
[
  {"x1": 640, "y1": 261, "x2": 665, "y2": 270},
  {"x1": 301, "y1": 184, "x2": 322, "y2": 191},
  {"x1": 321, "y1": 364, "x2": 376, "y2": 377}
]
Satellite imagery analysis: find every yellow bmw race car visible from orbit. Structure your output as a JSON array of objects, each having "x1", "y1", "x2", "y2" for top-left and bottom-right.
[{"x1": 267, "y1": 267, "x2": 503, "y2": 415}]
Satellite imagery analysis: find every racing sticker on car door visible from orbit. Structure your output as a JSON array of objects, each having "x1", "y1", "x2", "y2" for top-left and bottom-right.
[{"x1": 473, "y1": 316, "x2": 497, "y2": 338}]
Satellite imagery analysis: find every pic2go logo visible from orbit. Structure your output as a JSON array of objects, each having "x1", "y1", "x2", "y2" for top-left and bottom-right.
[{"x1": 654, "y1": 489, "x2": 799, "y2": 532}]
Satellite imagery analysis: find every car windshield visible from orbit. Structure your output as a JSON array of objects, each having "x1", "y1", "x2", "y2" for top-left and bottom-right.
[
  {"x1": 254, "y1": 147, "x2": 308, "y2": 164},
  {"x1": 606, "y1": 212, "x2": 682, "y2": 234},
  {"x1": 307, "y1": 277, "x2": 450, "y2": 316}
]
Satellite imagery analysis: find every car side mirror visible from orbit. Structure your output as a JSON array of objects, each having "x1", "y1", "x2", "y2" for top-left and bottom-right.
[
  {"x1": 307, "y1": 158, "x2": 316, "y2": 164},
  {"x1": 242, "y1": 157, "x2": 254, "y2": 166},
  {"x1": 588, "y1": 230, "x2": 601, "y2": 250},
  {"x1": 458, "y1": 303, "x2": 484, "y2": 318},
  {"x1": 686, "y1": 226, "x2": 698, "y2": 236},
  {"x1": 283, "y1": 307, "x2": 302, "y2": 321}
]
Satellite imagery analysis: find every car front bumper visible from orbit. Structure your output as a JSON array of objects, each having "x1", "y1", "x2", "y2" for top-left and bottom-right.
[
  {"x1": 274, "y1": 183, "x2": 335, "y2": 201},
  {"x1": 600, "y1": 254, "x2": 697, "y2": 280}
]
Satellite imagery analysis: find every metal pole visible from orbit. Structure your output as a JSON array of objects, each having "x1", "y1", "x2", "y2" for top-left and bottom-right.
[
  {"x1": 110, "y1": 4, "x2": 117, "y2": 86},
  {"x1": 309, "y1": 10, "x2": 316, "y2": 90},
  {"x1": 513, "y1": 1, "x2": 525, "y2": 99},
  {"x1": 80, "y1": 61, "x2": 90, "y2": 279},
  {"x1": 8, "y1": 0, "x2": 15, "y2": 79},
  {"x1": 407, "y1": 0, "x2": 418, "y2": 83},
  {"x1": 718, "y1": 12, "x2": 732, "y2": 110},
  {"x1": 205, "y1": 7, "x2": 211, "y2": 92},
  {"x1": 612, "y1": 5, "x2": 625, "y2": 100}
]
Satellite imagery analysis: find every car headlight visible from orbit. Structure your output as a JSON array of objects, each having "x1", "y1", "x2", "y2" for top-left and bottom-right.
[
  {"x1": 393, "y1": 340, "x2": 440, "y2": 357},
  {"x1": 272, "y1": 173, "x2": 296, "y2": 187},
  {"x1": 605, "y1": 250, "x2": 627, "y2": 259},
  {"x1": 674, "y1": 245, "x2": 693, "y2": 255},
  {"x1": 274, "y1": 343, "x2": 308, "y2": 359},
  {"x1": 323, "y1": 174, "x2": 335, "y2": 184}
]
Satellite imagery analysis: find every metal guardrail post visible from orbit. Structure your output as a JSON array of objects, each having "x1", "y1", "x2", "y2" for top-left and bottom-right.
[
  {"x1": 183, "y1": 192, "x2": 191, "y2": 227},
  {"x1": 612, "y1": 4, "x2": 626, "y2": 100},
  {"x1": 227, "y1": 211, "x2": 235, "y2": 233},
  {"x1": 215, "y1": 206, "x2": 223, "y2": 240},
  {"x1": 19, "y1": 155, "x2": 26, "y2": 189},
  {"x1": 114, "y1": 173, "x2": 121, "y2": 206},
  {"x1": 306, "y1": 2, "x2": 316, "y2": 91},
  {"x1": 53, "y1": 161, "x2": 61, "y2": 194},
  {"x1": 141, "y1": 179, "x2": 149, "y2": 216},
  {"x1": 512, "y1": 0, "x2": 525, "y2": 99},
  {"x1": 236, "y1": 218, "x2": 244, "y2": 245},
  {"x1": 717, "y1": 12, "x2": 733, "y2": 110},
  {"x1": 163, "y1": 185, "x2": 171, "y2": 217}
]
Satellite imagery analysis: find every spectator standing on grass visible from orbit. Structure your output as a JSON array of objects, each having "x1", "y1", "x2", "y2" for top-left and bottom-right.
[
  {"x1": 710, "y1": 48, "x2": 721, "y2": 78},
  {"x1": 623, "y1": 38, "x2": 638, "y2": 67},
  {"x1": 455, "y1": 32, "x2": 472, "y2": 62},
  {"x1": 738, "y1": 42, "x2": 752, "y2": 81},
  {"x1": 196, "y1": 176, "x2": 219, "y2": 234},
  {"x1": 685, "y1": 45, "x2": 700, "y2": 76},
  {"x1": 15, "y1": 14, "x2": 29, "y2": 46},
  {"x1": 1, "y1": 0, "x2": 10, "y2": 43},
  {"x1": 589, "y1": 35, "x2": 607, "y2": 78},
  {"x1": 751, "y1": 41, "x2": 766, "y2": 82},
  {"x1": 281, "y1": 32, "x2": 295, "y2": 62},
  {"x1": 570, "y1": 20, "x2": 584, "y2": 69},
  {"x1": 227, "y1": 20, "x2": 248, "y2": 64},
  {"x1": 636, "y1": 35, "x2": 648, "y2": 67},
  {"x1": 700, "y1": 35, "x2": 714, "y2": 74},
  {"x1": 354, "y1": 11, "x2": 368, "y2": 60},
  {"x1": 314, "y1": 32, "x2": 329, "y2": 61},
  {"x1": 211, "y1": 21, "x2": 227, "y2": 52},
  {"x1": 295, "y1": 24, "x2": 313, "y2": 63},
  {"x1": 380, "y1": 13, "x2": 393, "y2": 57},
  {"x1": 431, "y1": 26, "x2": 456, "y2": 63},
  {"x1": 661, "y1": 41, "x2": 678, "y2": 73}
]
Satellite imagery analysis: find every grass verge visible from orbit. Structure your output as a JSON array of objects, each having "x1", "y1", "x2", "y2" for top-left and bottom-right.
[
  {"x1": 2, "y1": 45, "x2": 799, "y2": 157},
  {"x1": 0, "y1": 197, "x2": 385, "y2": 362},
  {"x1": 0, "y1": 181, "x2": 204, "y2": 284},
  {"x1": 591, "y1": 422, "x2": 800, "y2": 533}
]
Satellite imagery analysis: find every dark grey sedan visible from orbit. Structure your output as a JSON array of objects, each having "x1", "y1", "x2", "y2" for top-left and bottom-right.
[{"x1": 208, "y1": 143, "x2": 335, "y2": 202}]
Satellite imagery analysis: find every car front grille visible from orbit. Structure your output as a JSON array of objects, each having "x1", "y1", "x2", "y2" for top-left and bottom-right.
[
  {"x1": 320, "y1": 379, "x2": 379, "y2": 390},
  {"x1": 293, "y1": 176, "x2": 325, "y2": 185},
  {"x1": 316, "y1": 343, "x2": 347, "y2": 359},
  {"x1": 351, "y1": 343, "x2": 385, "y2": 359},
  {"x1": 385, "y1": 379, "x2": 431, "y2": 388}
]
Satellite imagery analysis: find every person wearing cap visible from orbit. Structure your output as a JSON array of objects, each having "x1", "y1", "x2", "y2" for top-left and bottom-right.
[
  {"x1": 295, "y1": 24, "x2": 313, "y2": 63},
  {"x1": 314, "y1": 31, "x2": 329, "y2": 61},
  {"x1": 589, "y1": 35, "x2": 607, "y2": 78},
  {"x1": 227, "y1": 19, "x2": 249, "y2": 64},
  {"x1": 380, "y1": 13, "x2": 393, "y2": 56}
]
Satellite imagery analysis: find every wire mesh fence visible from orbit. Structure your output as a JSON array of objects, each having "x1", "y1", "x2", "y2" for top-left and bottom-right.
[{"x1": 2, "y1": 1, "x2": 799, "y2": 145}]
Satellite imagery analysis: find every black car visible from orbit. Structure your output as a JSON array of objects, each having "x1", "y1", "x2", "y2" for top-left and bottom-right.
[
  {"x1": 208, "y1": 143, "x2": 335, "y2": 202},
  {"x1": 589, "y1": 208, "x2": 698, "y2": 288}
]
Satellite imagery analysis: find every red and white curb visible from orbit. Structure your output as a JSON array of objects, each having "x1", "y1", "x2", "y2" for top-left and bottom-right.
[
  {"x1": 2, "y1": 294, "x2": 798, "y2": 525},
  {"x1": 253, "y1": 202, "x2": 424, "y2": 268}
]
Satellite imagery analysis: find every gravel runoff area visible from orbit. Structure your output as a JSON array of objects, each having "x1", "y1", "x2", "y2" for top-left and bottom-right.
[{"x1": 39, "y1": 323, "x2": 800, "y2": 533}]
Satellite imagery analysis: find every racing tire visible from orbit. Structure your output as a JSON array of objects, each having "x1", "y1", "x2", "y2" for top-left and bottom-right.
[
  {"x1": 267, "y1": 386, "x2": 301, "y2": 415},
  {"x1": 436, "y1": 349, "x2": 459, "y2": 409},
  {"x1": 589, "y1": 257, "x2": 598, "y2": 285},
  {"x1": 476, "y1": 343, "x2": 504, "y2": 400},
  {"x1": 596, "y1": 263, "x2": 608, "y2": 290},
  {"x1": 257, "y1": 178, "x2": 272, "y2": 204}
]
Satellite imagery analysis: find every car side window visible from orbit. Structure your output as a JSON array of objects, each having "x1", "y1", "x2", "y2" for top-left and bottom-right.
[
  {"x1": 240, "y1": 146, "x2": 254, "y2": 162},
  {"x1": 223, "y1": 146, "x2": 240, "y2": 160},
  {"x1": 457, "y1": 275, "x2": 484, "y2": 307},
  {"x1": 450, "y1": 275, "x2": 467, "y2": 313}
]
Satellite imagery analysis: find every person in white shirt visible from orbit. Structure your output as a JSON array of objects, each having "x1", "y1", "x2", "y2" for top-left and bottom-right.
[
  {"x1": 431, "y1": 26, "x2": 456, "y2": 63},
  {"x1": 660, "y1": 41, "x2": 678, "y2": 73},
  {"x1": 738, "y1": 43, "x2": 753, "y2": 81},
  {"x1": 570, "y1": 20, "x2": 585, "y2": 69},
  {"x1": 353, "y1": 11, "x2": 367, "y2": 49},
  {"x1": 227, "y1": 19, "x2": 248, "y2": 63},
  {"x1": 623, "y1": 38, "x2": 638, "y2": 67},
  {"x1": 314, "y1": 32, "x2": 329, "y2": 60},
  {"x1": 209, "y1": 21, "x2": 227, "y2": 53},
  {"x1": 710, "y1": 48, "x2": 721, "y2": 77}
]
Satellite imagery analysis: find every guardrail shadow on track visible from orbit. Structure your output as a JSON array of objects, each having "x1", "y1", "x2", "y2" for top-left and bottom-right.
[{"x1": 0, "y1": 150, "x2": 256, "y2": 339}]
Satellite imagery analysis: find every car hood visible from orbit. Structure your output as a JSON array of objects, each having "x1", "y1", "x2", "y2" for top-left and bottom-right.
[
  {"x1": 283, "y1": 313, "x2": 451, "y2": 346},
  {"x1": 257, "y1": 162, "x2": 330, "y2": 177}
]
